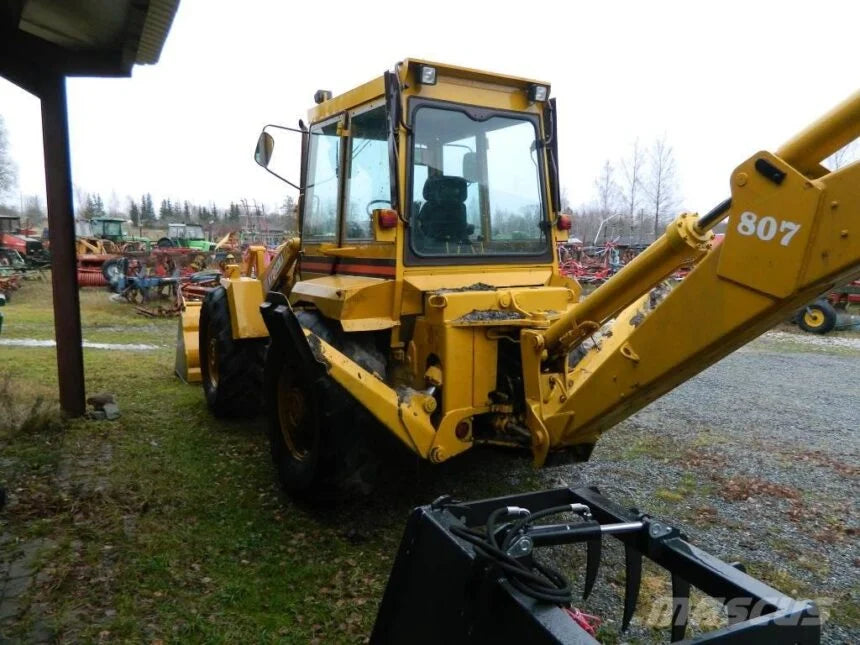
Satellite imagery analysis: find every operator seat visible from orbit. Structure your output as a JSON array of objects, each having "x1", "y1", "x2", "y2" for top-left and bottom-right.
[{"x1": 417, "y1": 175, "x2": 474, "y2": 243}]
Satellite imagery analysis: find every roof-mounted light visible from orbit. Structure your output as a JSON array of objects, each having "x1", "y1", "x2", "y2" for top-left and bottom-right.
[
  {"x1": 314, "y1": 89, "x2": 332, "y2": 104},
  {"x1": 417, "y1": 64, "x2": 437, "y2": 86},
  {"x1": 528, "y1": 84, "x2": 549, "y2": 102}
]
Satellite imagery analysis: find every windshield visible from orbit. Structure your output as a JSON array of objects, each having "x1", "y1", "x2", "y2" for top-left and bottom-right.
[
  {"x1": 104, "y1": 221, "x2": 123, "y2": 237},
  {"x1": 75, "y1": 221, "x2": 93, "y2": 237},
  {"x1": 0, "y1": 217, "x2": 19, "y2": 233},
  {"x1": 186, "y1": 225, "x2": 204, "y2": 239},
  {"x1": 409, "y1": 106, "x2": 547, "y2": 258}
]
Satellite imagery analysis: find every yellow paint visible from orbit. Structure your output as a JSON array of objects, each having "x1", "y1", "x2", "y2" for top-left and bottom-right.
[{"x1": 174, "y1": 301, "x2": 202, "y2": 383}]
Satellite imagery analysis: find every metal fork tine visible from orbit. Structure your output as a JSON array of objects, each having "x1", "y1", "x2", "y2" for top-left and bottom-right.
[
  {"x1": 671, "y1": 573, "x2": 690, "y2": 642},
  {"x1": 622, "y1": 542, "x2": 642, "y2": 631},
  {"x1": 583, "y1": 537, "x2": 601, "y2": 600}
]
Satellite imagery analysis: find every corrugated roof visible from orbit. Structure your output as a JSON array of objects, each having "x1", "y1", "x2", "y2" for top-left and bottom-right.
[{"x1": 134, "y1": 0, "x2": 179, "y2": 65}]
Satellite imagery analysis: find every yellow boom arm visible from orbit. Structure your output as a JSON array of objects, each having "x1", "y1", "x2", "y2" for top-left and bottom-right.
[{"x1": 521, "y1": 91, "x2": 860, "y2": 462}]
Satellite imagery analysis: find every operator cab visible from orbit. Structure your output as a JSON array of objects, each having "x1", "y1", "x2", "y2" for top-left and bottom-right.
[{"x1": 254, "y1": 59, "x2": 566, "y2": 279}]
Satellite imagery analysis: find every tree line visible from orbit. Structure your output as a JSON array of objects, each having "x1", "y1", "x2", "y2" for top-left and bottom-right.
[{"x1": 566, "y1": 135, "x2": 680, "y2": 247}]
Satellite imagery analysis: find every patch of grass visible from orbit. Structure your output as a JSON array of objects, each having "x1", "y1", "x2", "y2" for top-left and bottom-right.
[
  {"x1": 620, "y1": 436, "x2": 678, "y2": 461},
  {"x1": 0, "y1": 373, "x2": 63, "y2": 436},
  {"x1": 654, "y1": 472, "x2": 711, "y2": 504},
  {"x1": 830, "y1": 593, "x2": 860, "y2": 628},
  {"x1": 749, "y1": 563, "x2": 813, "y2": 599}
]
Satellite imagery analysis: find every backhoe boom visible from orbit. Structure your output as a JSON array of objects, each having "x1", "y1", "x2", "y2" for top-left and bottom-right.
[{"x1": 523, "y1": 91, "x2": 860, "y2": 459}]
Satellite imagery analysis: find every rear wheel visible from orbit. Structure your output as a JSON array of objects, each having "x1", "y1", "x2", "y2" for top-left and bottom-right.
[
  {"x1": 264, "y1": 339, "x2": 380, "y2": 499},
  {"x1": 798, "y1": 299, "x2": 837, "y2": 334},
  {"x1": 199, "y1": 286, "x2": 265, "y2": 417}
]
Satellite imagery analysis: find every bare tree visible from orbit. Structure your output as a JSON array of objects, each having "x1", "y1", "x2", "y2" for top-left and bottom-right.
[
  {"x1": 0, "y1": 115, "x2": 18, "y2": 200},
  {"x1": 560, "y1": 186, "x2": 572, "y2": 214},
  {"x1": 73, "y1": 184, "x2": 89, "y2": 217},
  {"x1": 594, "y1": 160, "x2": 620, "y2": 217},
  {"x1": 825, "y1": 140, "x2": 859, "y2": 170},
  {"x1": 620, "y1": 139, "x2": 645, "y2": 242},
  {"x1": 644, "y1": 135, "x2": 679, "y2": 240},
  {"x1": 592, "y1": 160, "x2": 621, "y2": 244},
  {"x1": 108, "y1": 190, "x2": 123, "y2": 218}
]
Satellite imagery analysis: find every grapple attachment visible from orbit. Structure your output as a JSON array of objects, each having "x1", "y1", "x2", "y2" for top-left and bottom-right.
[{"x1": 372, "y1": 487, "x2": 820, "y2": 644}]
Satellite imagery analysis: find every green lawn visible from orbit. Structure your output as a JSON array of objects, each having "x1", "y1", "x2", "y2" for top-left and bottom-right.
[{"x1": 0, "y1": 279, "x2": 539, "y2": 643}]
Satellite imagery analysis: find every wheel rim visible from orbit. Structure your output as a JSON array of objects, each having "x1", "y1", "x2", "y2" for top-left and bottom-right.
[
  {"x1": 206, "y1": 322, "x2": 219, "y2": 389},
  {"x1": 105, "y1": 263, "x2": 120, "y2": 279},
  {"x1": 277, "y1": 371, "x2": 313, "y2": 461},
  {"x1": 803, "y1": 309, "x2": 824, "y2": 328}
]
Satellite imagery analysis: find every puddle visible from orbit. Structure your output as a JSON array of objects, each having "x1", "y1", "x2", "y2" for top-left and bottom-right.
[{"x1": 0, "y1": 338, "x2": 160, "y2": 351}]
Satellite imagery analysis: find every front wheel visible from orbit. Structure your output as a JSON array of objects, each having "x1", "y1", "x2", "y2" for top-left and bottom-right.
[
  {"x1": 264, "y1": 343, "x2": 379, "y2": 499},
  {"x1": 199, "y1": 286, "x2": 265, "y2": 417}
]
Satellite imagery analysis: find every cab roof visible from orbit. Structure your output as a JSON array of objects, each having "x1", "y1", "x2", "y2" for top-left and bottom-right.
[{"x1": 308, "y1": 58, "x2": 551, "y2": 123}]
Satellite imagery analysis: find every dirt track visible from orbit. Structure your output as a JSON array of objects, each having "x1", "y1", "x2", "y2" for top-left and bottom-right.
[{"x1": 534, "y1": 330, "x2": 859, "y2": 642}]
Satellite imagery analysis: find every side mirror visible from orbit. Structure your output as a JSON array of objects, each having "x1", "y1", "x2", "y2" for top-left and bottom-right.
[{"x1": 254, "y1": 132, "x2": 274, "y2": 168}]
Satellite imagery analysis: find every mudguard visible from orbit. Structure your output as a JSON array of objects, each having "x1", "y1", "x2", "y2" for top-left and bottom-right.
[{"x1": 259, "y1": 292, "x2": 327, "y2": 380}]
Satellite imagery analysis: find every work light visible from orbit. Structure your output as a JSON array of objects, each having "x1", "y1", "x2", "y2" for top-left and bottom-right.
[
  {"x1": 418, "y1": 65, "x2": 437, "y2": 85},
  {"x1": 528, "y1": 84, "x2": 548, "y2": 102}
]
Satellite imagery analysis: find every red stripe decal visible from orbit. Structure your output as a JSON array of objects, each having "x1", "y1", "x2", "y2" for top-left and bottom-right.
[{"x1": 301, "y1": 261, "x2": 395, "y2": 277}]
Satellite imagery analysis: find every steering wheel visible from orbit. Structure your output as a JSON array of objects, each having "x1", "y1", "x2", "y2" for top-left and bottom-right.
[{"x1": 366, "y1": 199, "x2": 392, "y2": 216}]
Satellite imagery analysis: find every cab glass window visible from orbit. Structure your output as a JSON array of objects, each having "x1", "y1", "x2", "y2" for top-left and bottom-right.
[
  {"x1": 344, "y1": 106, "x2": 390, "y2": 240},
  {"x1": 303, "y1": 120, "x2": 340, "y2": 241},
  {"x1": 409, "y1": 106, "x2": 547, "y2": 258}
]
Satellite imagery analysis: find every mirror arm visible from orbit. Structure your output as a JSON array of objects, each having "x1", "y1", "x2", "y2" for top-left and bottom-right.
[
  {"x1": 263, "y1": 167, "x2": 302, "y2": 192},
  {"x1": 257, "y1": 123, "x2": 307, "y2": 192}
]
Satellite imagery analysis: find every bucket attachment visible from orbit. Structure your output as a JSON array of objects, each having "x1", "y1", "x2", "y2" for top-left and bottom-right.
[
  {"x1": 373, "y1": 487, "x2": 820, "y2": 644},
  {"x1": 175, "y1": 300, "x2": 202, "y2": 383}
]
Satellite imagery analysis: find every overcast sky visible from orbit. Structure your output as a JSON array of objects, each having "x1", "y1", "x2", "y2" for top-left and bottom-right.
[{"x1": 1, "y1": 0, "x2": 858, "y2": 217}]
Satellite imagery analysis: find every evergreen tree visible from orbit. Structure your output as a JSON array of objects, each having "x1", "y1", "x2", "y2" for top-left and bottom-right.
[
  {"x1": 93, "y1": 194, "x2": 105, "y2": 217},
  {"x1": 183, "y1": 200, "x2": 191, "y2": 223},
  {"x1": 159, "y1": 199, "x2": 171, "y2": 221},
  {"x1": 141, "y1": 193, "x2": 156, "y2": 225},
  {"x1": 228, "y1": 201, "x2": 240, "y2": 222},
  {"x1": 129, "y1": 200, "x2": 141, "y2": 226},
  {"x1": 83, "y1": 194, "x2": 96, "y2": 219}
]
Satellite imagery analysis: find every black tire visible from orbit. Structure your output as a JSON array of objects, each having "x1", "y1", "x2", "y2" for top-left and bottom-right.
[
  {"x1": 264, "y1": 335, "x2": 381, "y2": 499},
  {"x1": 797, "y1": 299, "x2": 837, "y2": 334},
  {"x1": 199, "y1": 286, "x2": 266, "y2": 417},
  {"x1": 156, "y1": 237, "x2": 174, "y2": 248},
  {"x1": 101, "y1": 257, "x2": 124, "y2": 283}
]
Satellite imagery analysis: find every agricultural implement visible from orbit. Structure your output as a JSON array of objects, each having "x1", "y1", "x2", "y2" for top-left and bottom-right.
[
  {"x1": 372, "y1": 488, "x2": 820, "y2": 643},
  {"x1": 0, "y1": 214, "x2": 49, "y2": 268}
]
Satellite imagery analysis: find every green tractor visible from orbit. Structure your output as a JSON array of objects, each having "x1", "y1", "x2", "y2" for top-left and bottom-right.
[
  {"x1": 89, "y1": 217, "x2": 151, "y2": 252},
  {"x1": 156, "y1": 223, "x2": 215, "y2": 252}
]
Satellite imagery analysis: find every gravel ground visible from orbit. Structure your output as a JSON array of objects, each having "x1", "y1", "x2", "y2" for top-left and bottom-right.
[{"x1": 519, "y1": 331, "x2": 860, "y2": 643}]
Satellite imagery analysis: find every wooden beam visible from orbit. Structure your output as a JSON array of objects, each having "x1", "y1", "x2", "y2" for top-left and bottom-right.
[{"x1": 39, "y1": 73, "x2": 86, "y2": 417}]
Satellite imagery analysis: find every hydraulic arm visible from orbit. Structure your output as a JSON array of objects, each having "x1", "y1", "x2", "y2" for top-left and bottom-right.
[{"x1": 522, "y1": 91, "x2": 860, "y2": 463}]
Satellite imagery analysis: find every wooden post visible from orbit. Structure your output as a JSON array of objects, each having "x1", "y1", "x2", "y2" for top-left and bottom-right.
[{"x1": 40, "y1": 74, "x2": 86, "y2": 417}]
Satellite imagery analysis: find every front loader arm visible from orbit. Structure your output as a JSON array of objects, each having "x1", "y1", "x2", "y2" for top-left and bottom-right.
[{"x1": 524, "y1": 91, "x2": 860, "y2": 459}]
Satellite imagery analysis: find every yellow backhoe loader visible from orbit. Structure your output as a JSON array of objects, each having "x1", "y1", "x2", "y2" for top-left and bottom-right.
[{"x1": 177, "y1": 58, "x2": 860, "y2": 497}]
